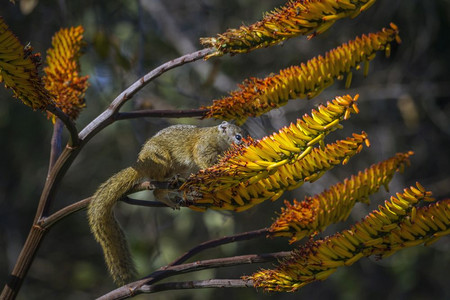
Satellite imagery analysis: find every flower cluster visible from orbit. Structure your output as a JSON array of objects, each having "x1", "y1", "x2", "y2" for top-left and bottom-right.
[
  {"x1": 204, "y1": 24, "x2": 399, "y2": 124},
  {"x1": 184, "y1": 95, "x2": 365, "y2": 211},
  {"x1": 270, "y1": 152, "x2": 414, "y2": 243},
  {"x1": 185, "y1": 131, "x2": 369, "y2": 212},
  {"x1": 43, "y1": 26, "x2": 89, "y2": 121},
  {"x1": 201, "y1": 0, "x2": 378, "y2": 58},
  {"x1": 0, "y1": 17, "x2": 51, "y2": 110},
  {"x1": 249, "y1": 184, "x2": 449, "y2": 292}
]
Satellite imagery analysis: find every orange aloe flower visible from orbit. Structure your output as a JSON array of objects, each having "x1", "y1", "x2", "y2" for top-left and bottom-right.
[
  {"x1": 270, "y1": 151, "x2": 414, "y2": 243},
  {"x1": 204, "y1": 24, "x2": 400, "y2": 124},
  {"x1": 0, "y1": 17, "x2": 52, "y2": 110},
  {"x1": 201, "y1": 0, "x2": 379, "y2": 58},
  {"x1": 43, "y1": 26, "x2": 89, "y2": 121},
  {"x1": 249, "y1": 184, "x2": 447, "y2": 292}
]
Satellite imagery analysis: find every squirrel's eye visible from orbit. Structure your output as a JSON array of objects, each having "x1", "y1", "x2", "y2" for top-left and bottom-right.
[{"x1": 235, "y1": 134, "x2": 242, "y2": 143}]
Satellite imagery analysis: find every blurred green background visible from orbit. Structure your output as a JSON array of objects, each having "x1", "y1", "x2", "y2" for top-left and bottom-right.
[{"x1": 1, "y1": 0, "x2": 449, "y2": 299}]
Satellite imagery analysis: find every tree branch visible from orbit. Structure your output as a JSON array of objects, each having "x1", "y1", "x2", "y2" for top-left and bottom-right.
[
  {"x1": 48, "y1": 119, "x2": 64, "y2": 172},
  {"x1": 167, "y1": 228, "x2": 270, "y2": 266},
  {"x1": 139, "y1": 279, "x2": 254, "y2": 294},
  {"x1": 98, "y1": 252, "x2": 291, "y2": 299},
  {"x1": 117, "y1": 108, "x2": 208, "y2": 120},
  {"x1": 45, "y1": 103, "x2": 80, "y2": 147},
  {"x1": 78, "y1": 48, "x2": 213, "y2": 142}
]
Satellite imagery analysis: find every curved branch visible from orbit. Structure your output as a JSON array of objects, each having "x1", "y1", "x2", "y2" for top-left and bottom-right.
[
  {"x1": 98, "y1": 252, "x2": 291, "y2": 299},
  {"x1": 168, "y1": 228, "x2": 270, "y2": 266},
  {"x1": 48, "y1": 119, "x2": 64, "y2": 172},
  {"x1": 79, "y1": 48, "x2": 213, "y2": 142},
  {"x1": 40, "y1": 179, "x2": 181, "y2": 228},
  {"x1": 40, "y1": 197, "x2": 91, "y2": 228},
  {"x1": 45, "y1": 103, "x2": 80, "y2": 147}
]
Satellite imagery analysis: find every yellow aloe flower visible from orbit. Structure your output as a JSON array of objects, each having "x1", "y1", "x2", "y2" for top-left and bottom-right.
[
  {"x1": 185, "y1": 131, "x2": 369, "y2": 212},
  {"x1": 183, "y1": 95, "x2": 363, "y2": 210},
  {"x1": 249, "y1": 184, "x2": 449, "y2": 292},
  {"x1": 0, "y1": 17, "x2": 52, "y2": 110},
  {"x1": 204, "y1": 24, "x2": 400, "y2": 125},
  {"x1": 43, "y1": 26, "x2": 89, "y2": 121},
  {"x1": 270, "y1": 151, "x2": 414, "y2": 243},
  {"x1": 201, "y1": 0, "x2": 379, "y2": 58}
]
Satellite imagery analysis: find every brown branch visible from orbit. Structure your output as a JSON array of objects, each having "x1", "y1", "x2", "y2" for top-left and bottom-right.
[
  {"x1": 48, "y1": 119, "x2": 64, "y2": 172},
  {"x1": 45, "y1": 103, "x2": 80, "y2": 147},
  {"x1": 117, "y1": 109, "x2": 208, "y2": 120},
  {"x1": 137, "y1": 279, "x2": 254, "y2": 295},
  {"x1": 39, "y1": 197, "x2": 91, "y2": 228},
  {"x1": 40, "y1": 178, "x2": 184, "y2": 228},
  {"x1": 121, "y1": 197, "x2": 170, "y2": 208},
  {"x1": 168, "y1": 228, "x2": 270, "y2": 266},
  {"x1": 78, "y1": 48, "x2": 213, "y2": 141},
  {"x1": 98, "y1": 252, "x2": 290, "y2": 299}
]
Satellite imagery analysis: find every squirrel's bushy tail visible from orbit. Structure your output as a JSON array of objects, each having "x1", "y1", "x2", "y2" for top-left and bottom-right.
[{"x1": 88, "y1": 166, "x2": 139, "y2": 285}]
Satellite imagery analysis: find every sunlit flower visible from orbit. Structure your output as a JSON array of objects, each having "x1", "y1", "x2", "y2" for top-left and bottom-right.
[
  {"x1": 43, "y1": 26, "x2": 89, "y2": 121},
  {"x1": 204, "y1": 24, "x2": 399, "y2": 124},
  {"x1": 270, "y1": 152, "x2": 414, "y2": 243},
  {"x1": 185, "y1": 131, "x2": 369, "y2": 212},
  {"x1": 201, "y1": 0, "x2": 379, "y2": 58},
  {"x1": 0, "y1": 17, "x2": 52, "y2": 109},
  {"x1": 249, "y1": 184, "x2": 448, "y2": 292}
]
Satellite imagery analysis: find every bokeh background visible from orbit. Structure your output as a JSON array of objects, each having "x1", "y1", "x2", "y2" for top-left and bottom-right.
[{"x1": 1, "y1": 0, "x2": 449, "y2": 299}]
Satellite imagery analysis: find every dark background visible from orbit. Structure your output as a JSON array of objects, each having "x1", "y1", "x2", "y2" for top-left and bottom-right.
[{"x1": 1, "y1": 1, "x2": 449, "y2": 299}]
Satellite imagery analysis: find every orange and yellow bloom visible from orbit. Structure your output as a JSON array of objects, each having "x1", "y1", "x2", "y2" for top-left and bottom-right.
[
  {"x1": 204, "y1": 25, "x2": 399, "y2": 124},
  {"x1": 43, "y1": 26, "x2": 89, "y2": 121},
  {"x1": 184, "y1": 95, "x2": 368, "y2": 211},
  {"x1": 250, "y1": 184, "x2": 447, "y2": 292},
  {"x1": 0, "y1": 18, "x2": 52, "y2": 110},
  {"x1": 270, "y1": 152, "x2": 414, "y2": 243},
  {"x1": 201, "y1": 0, "x2": 379, "y2": 58}
]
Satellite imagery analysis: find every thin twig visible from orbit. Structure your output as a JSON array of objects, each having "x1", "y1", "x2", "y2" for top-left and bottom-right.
[
  {"x1": 139, "y1": 279, "x2": 254, "y2": 294},
  {"x1": 45, "y1": 103, "x2": 80, "y2": 146},
  {"x1": 48, "y1": 119, "x2": 64, "y2": 172},
  {"x1": 121, "y1": 197, "x2": 170, "y2": 208},
  {"x1": 168, "y1": 228, "x2": 270, "y2": 266},
  {"x1": 79, "y1": 48, "x2": 213, "y2": 141},
  {"x1": 39, "y1": 197, "x2": 91, "y2": 228},
  {"x1": 117, "y1": 108, "x2": 208, "y2": 120},
  {"x1": 98, "y1": 252, "x2": 290, "y2": 299}
]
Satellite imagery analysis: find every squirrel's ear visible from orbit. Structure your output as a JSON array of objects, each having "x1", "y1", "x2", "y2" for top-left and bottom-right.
[{"x1": 219, "y1": 121, "x2": 229, "y2": 133}]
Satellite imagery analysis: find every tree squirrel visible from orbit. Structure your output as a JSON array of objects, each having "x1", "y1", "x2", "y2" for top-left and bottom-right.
[{"x1": 87, "y1": 121, "x2": 243, "y2": 285}]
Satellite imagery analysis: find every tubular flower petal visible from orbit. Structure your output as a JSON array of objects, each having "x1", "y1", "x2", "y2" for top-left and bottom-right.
[
  {"x1": 184, "y1": 132, "x2": 369, "y2": 211},
  {"x1": 0, "y1": 17, "x2": 52, "y2": 109},
  {"x1": 270, "y1": 151, "x2": 414, "y2": 243},
  {"x1": 248, "y1": 184, "x2": 448, "y2": 292},
  {"x1": 43, "y1": 26, "x2": 89, "y2": 121},
  {"x1": 201, "y1": 0, "x2": 379, "y2": 58},
  {"x1": 203, "y1": 24, "x2": 399, "y2": 125}
]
